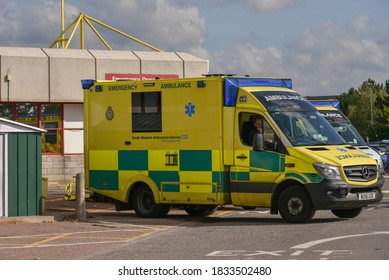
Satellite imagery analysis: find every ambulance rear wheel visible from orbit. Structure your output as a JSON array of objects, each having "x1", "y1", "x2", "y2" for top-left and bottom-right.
[
  {"x1": 278, "y1": 186, "x2": 315, "y2": 223},
  {"x1": 132, "y1": 185, "x2": 170, "y2": 218},
  {"x1": 184, "y1": 205, "x2": 218, "y2": 216},
  {"x1": 331, "y1": 208, "x2": 363, "y2": 219}
]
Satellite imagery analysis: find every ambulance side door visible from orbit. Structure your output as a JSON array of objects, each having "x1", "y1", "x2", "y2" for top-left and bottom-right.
[{"x1": 231, "y1": 111, "x2": 285, "y2": 207}]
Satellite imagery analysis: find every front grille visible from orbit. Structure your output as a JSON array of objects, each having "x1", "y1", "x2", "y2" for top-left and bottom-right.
[{"x1": 343, "y1": 165, "x2": 377, "y2": 182}]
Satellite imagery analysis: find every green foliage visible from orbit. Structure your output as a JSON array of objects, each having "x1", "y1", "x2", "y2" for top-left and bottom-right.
[{"x1": 340, "y1": 78, "x2": 389, "y2": 142}]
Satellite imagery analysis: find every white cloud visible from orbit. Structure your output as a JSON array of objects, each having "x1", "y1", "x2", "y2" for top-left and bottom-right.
[
  {"x1": 209, "y1": 43, "x2": 286, "y2": 77},
  {"x1": 0, "y1": 0, "x2": 206, "y2": 51},
  {"x1": 72, "y1": 0, "x2": 206, "y2": 51},
  {"x1": 145, "y1": 0, "x2": 206, "y2": 50},
  {"x1": 207, "y1": 15, "x2": 389, "y2": 96},
  {"x1": 349, "y1": 15, "x2": 370, "y2": 33},
  {"x1": 0, "y1": 0, "x2": 81, "y2": 47},
  {"x1": 246, "y1": 0, "x2": 300, "y2": 12}
]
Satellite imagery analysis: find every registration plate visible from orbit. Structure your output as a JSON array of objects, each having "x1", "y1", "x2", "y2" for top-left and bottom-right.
[{"x1": 358, "y1": 192, "x2": 375, "y2": 200}]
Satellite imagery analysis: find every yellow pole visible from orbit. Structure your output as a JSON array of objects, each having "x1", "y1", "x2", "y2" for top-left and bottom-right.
[
  {"x1": 49, "y1": 15, "x2": 79, "y2": 48},
  {"x1": 65, "y1": 14, "x2": 83, "y2": 49},
  {"x1": 84, "y1": 17, "x2": 112, "y2": 50},
  {"x1": 61, "y1": 0, "x2": 65, "y2": 49},
  {"x1": 80, "y1": 17, "x2": 84, "y2": 49},
  {"x1": 85, "y1": 14, "x2": 162, "y2": 52},
  {"x1": 51, "y1": 2, "x2": 162, "y2": 51}
]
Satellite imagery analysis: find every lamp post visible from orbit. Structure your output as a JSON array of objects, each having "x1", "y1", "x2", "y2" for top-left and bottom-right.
[{"x1": 370, "y1": 86, "x2": 373, "y2": 126}]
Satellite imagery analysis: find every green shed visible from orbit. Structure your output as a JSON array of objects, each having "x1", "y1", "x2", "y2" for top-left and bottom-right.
[{"x1": 0, "y1": 118, "x2": 45, "y2": 217}]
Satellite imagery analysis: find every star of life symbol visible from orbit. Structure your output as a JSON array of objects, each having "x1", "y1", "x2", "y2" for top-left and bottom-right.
[
  {"x1": 185, "y1": 102, "x2": 195, "y2": 117},
  {"x1": 106, "y1": 106, "x2": 114, "y2": 120},
  {"x1": 336, "y1": 147, "x2": 347, "y2": 152}
]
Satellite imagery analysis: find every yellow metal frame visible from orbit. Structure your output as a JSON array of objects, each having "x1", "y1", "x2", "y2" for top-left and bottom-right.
[{"x1": 50, "y1": 1, "x2": 162, "y2": 51}]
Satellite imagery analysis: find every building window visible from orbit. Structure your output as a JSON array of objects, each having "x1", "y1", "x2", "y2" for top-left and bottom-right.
[
  {"x1": 0, "y1": 103, "x2": 13, "y2": 119},
  {"x1": 132, "y1": 92, "x2": 162, "y2": 132},
  {"x1": 16, "y1": 103, "x2": 39, "y2": 126},
  {"x1": 0, "y1": 103, "x2": 63, "y2": 154},
  {"x1": 41, "y1": 104, "x2": 62, "y2": 154}
]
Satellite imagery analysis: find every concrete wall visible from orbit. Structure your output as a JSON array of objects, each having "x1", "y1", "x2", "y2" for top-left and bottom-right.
[
  {"x1": 177, "y1": 52, "x2": 209, "y2": 77},
  {"x1": 0, "y1": 47, "x2": 209, "y2": 102},
  {"x1": 42, "y1": 155, "x2": 84, "y2": 191},
  {"x1": 43, "y1": 48, "x2": 95, "y2": 102},
  {"x1": 0, "y1": 47, "x2": 49, "y2": 102},
  {"x1": 90, "y1": 50, "x2": 140, "y2": 80}
]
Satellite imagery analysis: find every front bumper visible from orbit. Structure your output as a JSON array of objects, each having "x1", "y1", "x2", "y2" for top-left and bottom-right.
[{"x1": 306, "y1": 175, "x2": 384, "y2": 210}]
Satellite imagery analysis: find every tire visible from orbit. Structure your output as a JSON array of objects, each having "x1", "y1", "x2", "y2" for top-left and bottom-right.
[
  {"x1": 132, "y1": 185, "x2": 170, "y2": 218},
  {"x1": 331, "y1": 208, "x2": 363, "y2": 219},
  {"x1": 278, "y1": 186, "x2": 316, "y2": 223},
  {"x1": 242, "y1": 206, "x2": 257, "y2": 210},
  {"x1": 184, "y1": 205, "x2": 218, "y2": 216}
]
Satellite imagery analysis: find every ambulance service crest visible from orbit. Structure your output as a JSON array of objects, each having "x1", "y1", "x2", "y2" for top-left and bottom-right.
[{"x1": 106, "y1": 106, "x2": 114, "y2": 120}]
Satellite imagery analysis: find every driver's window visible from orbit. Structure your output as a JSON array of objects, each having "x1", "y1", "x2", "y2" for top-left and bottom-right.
[
  {"x1": 239, "y1": 113, "x2": 276, "y2": 151},
  {"x1": 240, "y1": 113, "x2": 262, "y2": 146}
]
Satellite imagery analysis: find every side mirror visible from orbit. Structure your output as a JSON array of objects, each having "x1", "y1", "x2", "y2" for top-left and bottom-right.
[{"x1": 253, "y1": 132, "x2": 264, "y2": 151}]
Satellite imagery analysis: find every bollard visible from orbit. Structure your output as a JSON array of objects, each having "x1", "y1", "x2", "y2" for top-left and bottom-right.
[{"x1": 75, "y1": 173, "x2": 87, "y2": 222}]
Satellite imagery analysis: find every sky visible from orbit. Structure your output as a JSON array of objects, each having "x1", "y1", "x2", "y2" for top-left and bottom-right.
[{"x1": 0, "y1": 0, "x2": 388, "y2": 96}]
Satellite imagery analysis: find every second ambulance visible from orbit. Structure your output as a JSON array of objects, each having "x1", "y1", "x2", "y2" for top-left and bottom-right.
[{"x1": 313, "y1": 103, "x2": 385, "y2": 177}]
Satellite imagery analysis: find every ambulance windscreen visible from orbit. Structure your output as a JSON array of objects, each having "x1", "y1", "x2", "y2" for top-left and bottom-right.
[{"x1": 252, "y1": 91, "x2": 346, "y2": 146}]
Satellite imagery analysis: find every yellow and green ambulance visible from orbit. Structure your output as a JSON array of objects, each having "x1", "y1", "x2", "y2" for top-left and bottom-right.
[
  {"x1": 313, "y1": 103, "x2": 385, "y2": 177},
  {"x1": 81, "y1": 75, "x2": 383, "y2": 223}
]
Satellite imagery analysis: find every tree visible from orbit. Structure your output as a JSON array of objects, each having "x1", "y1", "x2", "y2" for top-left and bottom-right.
[{"x1": 340, "y1": 78, "x2": 389, "y2": 142}]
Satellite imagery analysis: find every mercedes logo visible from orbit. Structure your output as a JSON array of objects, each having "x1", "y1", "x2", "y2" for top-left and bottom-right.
[{"x1": 361, "y1": 166, "x2": 370, "y2": 179}]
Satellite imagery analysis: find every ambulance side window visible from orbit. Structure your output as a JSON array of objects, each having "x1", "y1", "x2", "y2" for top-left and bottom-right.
[
  {"x1": 132, "y1": 92, "x2": 162, "y2": 132},
  {"x1": 239, "y1": 112, "x2": 279, "y2": 152}
]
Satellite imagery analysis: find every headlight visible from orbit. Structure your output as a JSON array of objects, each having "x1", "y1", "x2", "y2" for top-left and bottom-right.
[
  {"x1": 313, "y1": 163, "x2": 342, "y2": 180},
  {"x1": 377, "y1": 157, "x2": 383, "y2": 169}
]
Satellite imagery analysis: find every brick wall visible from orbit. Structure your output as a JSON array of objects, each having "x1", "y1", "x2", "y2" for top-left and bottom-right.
[{"x1": 42, "y1": 155, "x2": 84, "y2": 191}]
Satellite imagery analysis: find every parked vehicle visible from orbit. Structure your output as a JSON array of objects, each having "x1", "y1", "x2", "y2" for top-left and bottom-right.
[
  {"x1": 370, "y1": 143, "x2": 389, "y2": 172},
  {"x1": 312, "y1": 104, "x2": 385, "y2": 177},
  {"x1": 82, "y1": 75, "x2": 383, "y2": 223}
]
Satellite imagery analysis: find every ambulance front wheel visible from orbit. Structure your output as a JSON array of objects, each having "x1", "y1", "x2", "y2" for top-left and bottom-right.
[
  {"x1": 278, "y1": 186, "x2": 316, "y2": 223},
  {"x1": 331, "y1": 208, "x2": 363, "y2": 219},
  {"x1": 132, "y1": 185, "x2": 170, "y2": 218}
]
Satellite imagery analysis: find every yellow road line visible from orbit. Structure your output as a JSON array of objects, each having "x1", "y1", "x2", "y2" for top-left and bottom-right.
[
  {"x1": 24, "y1": 233, "x2": 71, "y2": 247},
  {"x1": 19, "y1": 220, "x2": 197, "y2": 249},
  {"x1": 215, "y1": 210, "x2": 234, "y2": 216}
]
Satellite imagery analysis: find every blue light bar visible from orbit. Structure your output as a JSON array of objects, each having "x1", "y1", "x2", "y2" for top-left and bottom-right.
[
  {"x1": 311, "y1": 101, "x2": 340, "y2": 110},
  {"x1": 224, "y1": 78, "x2": 239, "y2": 106},
  {"x1": 81, "y1": 79, "x2": 95, "y2": 89},
  {"x1": 235, "y1": 78, "x2": 292, "y2": 88},
  {"x1": 223, "y1": 78, "x2": 293, "y2": 106}
]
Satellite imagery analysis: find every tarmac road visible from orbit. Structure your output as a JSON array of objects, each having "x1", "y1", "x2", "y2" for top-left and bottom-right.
[
  {"x1": 0, "y1": 176, "x2": 388, "y2": 260},
  {"x1": 0, "y1": 193, "x2": 220, "y2": 259}
]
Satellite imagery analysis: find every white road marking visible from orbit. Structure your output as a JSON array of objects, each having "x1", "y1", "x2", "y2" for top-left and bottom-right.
[
  {"x1": 291, "y1": 231, "x2": 389, "y2": 249},
  {"x1": 290, "y1": 250, "x2": 304, "y2": 256}
]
